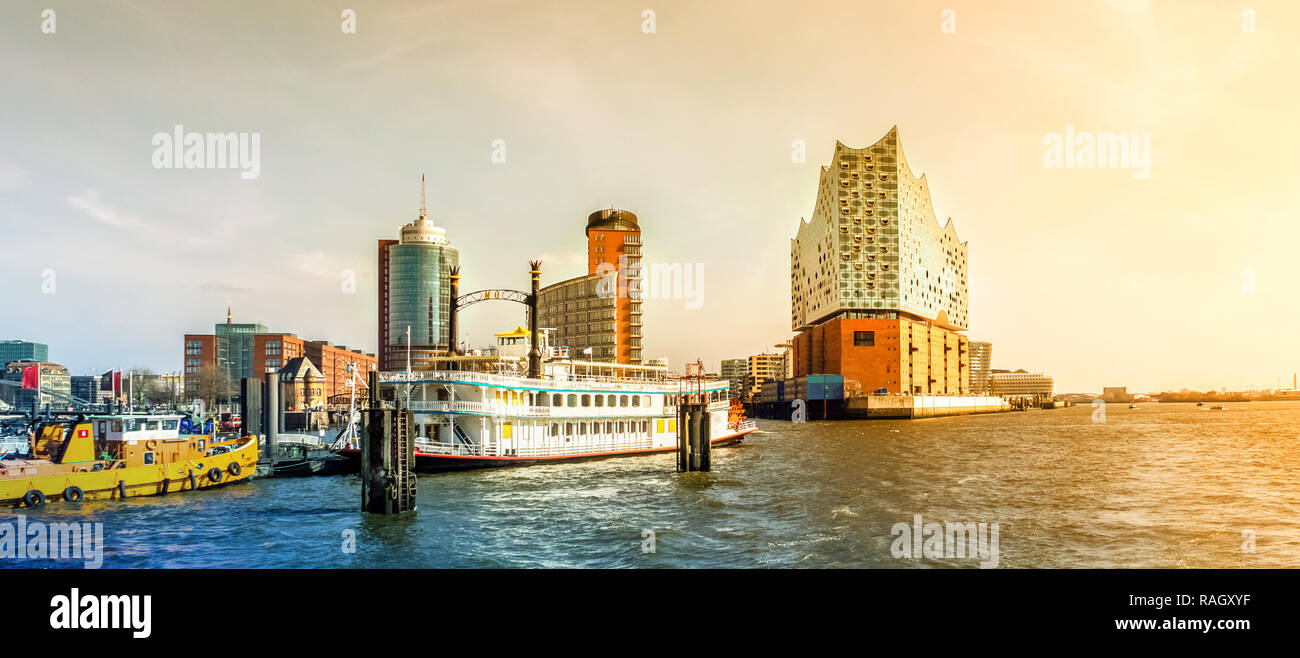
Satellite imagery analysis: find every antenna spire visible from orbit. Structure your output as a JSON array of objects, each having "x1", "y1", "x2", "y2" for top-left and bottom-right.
[{"x1": 419, "y1": 173, "x2": 427, "y2": 220}]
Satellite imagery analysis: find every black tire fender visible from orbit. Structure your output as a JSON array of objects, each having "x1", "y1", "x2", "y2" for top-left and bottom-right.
[{"x1": 24, "y1": 490, "x2": 45, "y2": 507}]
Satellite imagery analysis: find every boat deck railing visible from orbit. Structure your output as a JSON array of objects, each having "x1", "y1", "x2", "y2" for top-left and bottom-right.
[
  {"x1": 414, "y1": 437, "x2": 661, "y2": 458},
  {"x1": 408, "y1": 400, "x2": 553, "y2": 417},
  {"x1": 408, "y1": 399, "x2": 701, "y2": 419},
  {"x1": 381, "y1": 369, "x2": 728, "y2": 393}
]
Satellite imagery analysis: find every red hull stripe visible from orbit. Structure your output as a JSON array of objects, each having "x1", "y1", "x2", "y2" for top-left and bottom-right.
[{"x1": 338, "y1": 428, "x2": 756, "y2": 462}]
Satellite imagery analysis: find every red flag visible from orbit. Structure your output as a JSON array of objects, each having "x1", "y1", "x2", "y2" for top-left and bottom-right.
[
  {"x1": 20, "y1": 366, "x2": 38, "y2": 389},
  {"x1": 112, "y1": 370, "x2": 122, "y2": 396}
]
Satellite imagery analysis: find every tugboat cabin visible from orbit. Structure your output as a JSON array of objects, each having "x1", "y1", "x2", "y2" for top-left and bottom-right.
[{"x1": 28, "y1": 414, "x2": 220, "y2": 468}]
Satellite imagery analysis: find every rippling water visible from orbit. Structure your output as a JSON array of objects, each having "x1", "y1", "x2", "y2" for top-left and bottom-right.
[{"x1": 5, "y1": 402, "x2": 1298, "y2": 568}]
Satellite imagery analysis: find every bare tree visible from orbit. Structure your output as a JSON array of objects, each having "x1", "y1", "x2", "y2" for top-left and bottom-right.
[
  {"x1": 195, "y1": 365, "x2": 232, "y2": 412},
  {"x1": 127, "y1": 367, "x2": 160, "y2": 409}
]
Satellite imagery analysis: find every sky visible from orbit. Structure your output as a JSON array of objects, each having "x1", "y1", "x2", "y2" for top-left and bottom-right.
[{"x1": 1, "y1": 0, "x2": 1298, "y2": 394}]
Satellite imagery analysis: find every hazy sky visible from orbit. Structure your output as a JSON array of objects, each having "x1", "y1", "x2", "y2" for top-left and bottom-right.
[{"x1": 2, "y1": 0, "x2": 1297, "y2": 393}]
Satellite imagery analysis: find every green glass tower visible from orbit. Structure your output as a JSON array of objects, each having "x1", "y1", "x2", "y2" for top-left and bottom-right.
[{"x1": 379, "y1": 177, "x2": 459, "y2": 371}]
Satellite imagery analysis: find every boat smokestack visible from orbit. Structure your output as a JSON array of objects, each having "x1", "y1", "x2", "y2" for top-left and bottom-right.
[
  {"x1": 528, "y1": 260, "x2": 542, "y2": 380},
  {"x1": 448, "y1": 265, "x2": 460, "y2": 361}
]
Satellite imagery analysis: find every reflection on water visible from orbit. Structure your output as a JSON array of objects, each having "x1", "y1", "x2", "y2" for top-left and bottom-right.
[{"x1": 4, "y1": 402, "x2": 1297, "y2": 568}]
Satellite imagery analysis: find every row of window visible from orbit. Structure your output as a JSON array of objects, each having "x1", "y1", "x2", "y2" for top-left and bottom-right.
[
  {"x1": 110, "y1": 418, "x2": 179, "y2": 432},
  {"x1": 546, "y1": 419, "x2": 671, "y2": 437},
  {"x1": 491, "y1": 389, "x2": 728, "y2": 408},
  {"x1": 553, "y1": 392, "x2": 651, "y2": 408}
]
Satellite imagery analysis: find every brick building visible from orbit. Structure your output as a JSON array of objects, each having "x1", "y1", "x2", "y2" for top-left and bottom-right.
[{"x1": 537, "y1": 208, "x2": 644, "y2": 364}]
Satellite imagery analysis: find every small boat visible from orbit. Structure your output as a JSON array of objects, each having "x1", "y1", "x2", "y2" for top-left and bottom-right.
[
  {"x1": 267, "y1": 440, "x2": 352, "y2": 477},
  {"x1": 0, "y1": 413, "x2": 258, "y2": 507},
  {"x1": 1195, "y1": 402, "x2": 1205, "y2": 407},
  {"x1": 1128, "y1": 404, "x2": 1139, "y2": 409},
  {"x1": 1210, "y1": 404, "x2": 1226, "y2": 410}
]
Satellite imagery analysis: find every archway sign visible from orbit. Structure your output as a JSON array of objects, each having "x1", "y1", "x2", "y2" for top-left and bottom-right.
[{"x1": 446, "y1": 260, "x2": 544, "y2": 379}]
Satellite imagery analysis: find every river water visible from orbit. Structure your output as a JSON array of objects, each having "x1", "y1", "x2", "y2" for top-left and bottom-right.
[{"x1": 4, "y1": 402, "x2": 1297, "y2": 568}]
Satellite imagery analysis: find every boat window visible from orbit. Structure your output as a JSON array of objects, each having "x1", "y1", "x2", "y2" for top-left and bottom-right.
[
  {"x1": 578, "y1": 423, "x2": 586, "y2": 435},
  {"x1": 567, "y1": 394, "x2": 577, "y2": 407},
  {"x1": 640, "y1": 421, "x2": 647, "y2": 433},
  {"x1": 605, "y1": 421, "x2": 613, "y2": 433},
  {"x1": 552, "y1": 394, "x2": 562, "y2": 406},
  {"x1": 143, "y1": 452, "x2": 155, "y2": 465},
  {"x1": 644, "y1": 396, "x2": 651, "y2": 407},
  {"x1": 618, "y1": 421, "x2": 626, "y2": 433},
  {"x1": 606, "y1": 395, "x2": 616, "y2": 407},
  {"x1": 122, "y1": 418, "x2": 140, "y2": 432},
  {"x1": 594, "y1": 395, "x2": 604, "y2": 407},
  {"x1": 620, "y1": 395, "x2": 628, "y2": 407},
  {"x1": 162, "y1": 419, "x2": 178, "y2": 430},
  {"x1": 631, "y1": 395, "x2": 639, "y2": 407},
  {"x1": 550, "y1": 423, "x2": 559, "y2": 436},
  {"x1": 581, "y1": 394, "x2": 590, "y2": 407},
  {"x1": 565, "y1": 422, "x2": 574, "y2": 436},
  {"x1": 141, "y1": 420, "x2": 159, "y2": 431}
]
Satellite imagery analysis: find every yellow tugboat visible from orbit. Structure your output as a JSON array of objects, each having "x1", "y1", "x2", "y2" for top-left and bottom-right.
[{"x1": 0, "y1": 414, "x2": 258, "y2": 507}]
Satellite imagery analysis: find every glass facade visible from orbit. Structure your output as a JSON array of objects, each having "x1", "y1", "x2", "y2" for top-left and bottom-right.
[
  {"x1": 791, "y1": 128, "x2": 968, "y2": 332},
  {"x1": 0, "y1": 340, "x2": 48, "y2": 365},
  {"x1": 387, "y1": 243, "x2": 458, "y2": 349},
  {"x1": 215, "y1": 322, "x2": 267, "y2": 382}
]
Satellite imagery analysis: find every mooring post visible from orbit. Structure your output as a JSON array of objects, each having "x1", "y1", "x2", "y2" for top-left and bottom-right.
[
  {"x1": 676, "y1": 402, "x2": 711, "y2": 472},
  {"x1": 361, "y1": 406, "x2": 417, "y2": 514},
  {"x1": 676, "y1": 362, "x2": 711, "y2": 472},
  {"x1": 240, "y1": 377, "x2": 261, "y2": 439},
  {"x1": 264, "y1": 372, "x2": 279, "y2": 463}
]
